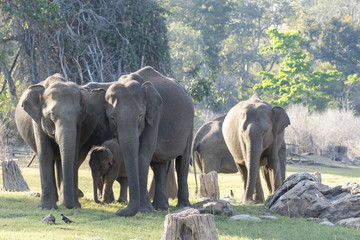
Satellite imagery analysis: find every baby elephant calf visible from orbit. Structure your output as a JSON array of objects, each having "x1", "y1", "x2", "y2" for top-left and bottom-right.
[{"x1": 86, "y1": 138, "x2": 128, "y2": 204}]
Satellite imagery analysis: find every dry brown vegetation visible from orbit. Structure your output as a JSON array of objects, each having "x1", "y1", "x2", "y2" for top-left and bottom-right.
[{"x1": 285, "y1": 104, "x2": 360, "y2": 161}]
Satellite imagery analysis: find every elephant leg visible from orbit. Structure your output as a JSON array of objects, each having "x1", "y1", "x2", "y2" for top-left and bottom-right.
[
  {"x1": 117, "y1": 177, "x2": 128, "y2": 203},
  {"x1": 97, "y1": 176, "x2": 104, "y2": 200},
  {"x1": 151, "y1": 161, "x2": 169, "y2": 210},
  {"x1": 261, "y1": 165, "x2": 272, "y2": 196},
  {"x1": 254, "y1": 174, "x2": 265, "y2": 203},
  {"x1": 35, "y1": 128, "x2": 58, "y2": 210},
  {"x1": 278, "y1": 141, "x2": 287, "y2": 182},
  {"x1": 167, "y1": 160, "x2": 177, "y2": 200},
  {"x1": 237, "y1": 164, "x2": 247, "y2": 201},
  {"x1": 102, "y1": 175, "x2": 115, "y2": 204},
  {"x1": 176, "y1": 154, "x2": 191, "y2": 208}
]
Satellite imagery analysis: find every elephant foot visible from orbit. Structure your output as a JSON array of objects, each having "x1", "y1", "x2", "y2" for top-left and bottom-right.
[
  {"x1": 139, "y1": 203, "x2": 154, "y2": 213},
  {"x1": 115, "y1": 206, "x2": 139, "y2": 217},
  {"x1": 152, "y1": 200, "x2": 169, "y2": 211},
  {"x1": 176, "y1": 199, "x2": 191, "y2": 208},
  {"x1": 60, "y1": 199, "x2": 81, "y2": 209},
  {"x1": 117, "y1": 198, "x2": 127, "y2": 203},
  {"x1": 74, "y1": 199, "x2": 81, "y2": 209},
  {"x1": 242, "y1": 199, "x2": 261, "y2": 205},
  {"x1": 37, "y1": 200, "x2": 58, "y2": 210},
  {"x1": 101, "y1": 198, "x2": 114, "y2": 204}
]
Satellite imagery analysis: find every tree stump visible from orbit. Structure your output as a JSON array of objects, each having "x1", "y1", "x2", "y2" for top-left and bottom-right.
[
  {"x1": 333, "y1": 145, "x2": 349, "y2": 162},
  {"x1": 198, "y1": 171, "x2": 219, "y2": 199},
  {"x1": 1, "y1": 160, "x2": 30, "y2": 191},
  {"x1": 161, "y1": 208, "x2": 219, "y2": 240}
]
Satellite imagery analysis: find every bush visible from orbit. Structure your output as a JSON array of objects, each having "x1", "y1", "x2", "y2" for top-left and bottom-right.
[{"x1": 285, "y1": 104, "x2": 360, "y2": 160}]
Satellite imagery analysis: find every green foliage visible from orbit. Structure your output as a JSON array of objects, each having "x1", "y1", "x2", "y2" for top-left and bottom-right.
[
  {"x1": 187, "y1": 64, "x2": 228, "y2": 111},
  {"x1": 0, "y1": 77, "x2": 24, "y2": 146},
  {"x1": 255, "y1": 28, "x2": 342, "y2": 110},
  {"x1": 0, "y1": 0, "x2": 62, "y2": 27}
]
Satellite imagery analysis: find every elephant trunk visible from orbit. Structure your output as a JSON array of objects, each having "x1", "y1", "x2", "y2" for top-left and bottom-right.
[
  {"x1": 244, "y1": 127, "x2": 262, "y2": 203},
  {"x1": 115, "y1": 125, "x2": 140, "y2": 216},
  {"x1": 57, "y1": 124, "x2": 77, "y2": 209},
  {"x1": 92, "y1": 172, "x2": 101, "y2": 203}
]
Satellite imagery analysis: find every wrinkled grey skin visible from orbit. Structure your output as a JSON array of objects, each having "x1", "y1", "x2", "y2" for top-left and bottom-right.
[
  {"x1": 15, "y1": 74, "x2": 102, "y2": 209},
  {"x1": 93, "y1": 66, "x2": 194, "y2": 216},
  {"x1": 222, "y1": 95, "x2": 290, "y2": 204},
  {"x1": 87, "y1": 138, "x2": 128, "y2": 204},
  {"x1": 192, "y1": 114, "x2": 287, "y2": 202}
]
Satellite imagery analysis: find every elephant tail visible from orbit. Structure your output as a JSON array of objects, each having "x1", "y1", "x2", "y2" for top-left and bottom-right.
[{"x1": 191, "y1": 135, "x2": 199, "y2": 195}]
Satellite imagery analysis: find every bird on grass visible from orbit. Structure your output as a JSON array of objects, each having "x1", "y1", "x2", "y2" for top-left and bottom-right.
[
  {"x1": 230, "y1": 190, "x2": 234, "y2": 198},
  {"x1": 61, "y1": 214, "x2": 74, "y2": 224}
]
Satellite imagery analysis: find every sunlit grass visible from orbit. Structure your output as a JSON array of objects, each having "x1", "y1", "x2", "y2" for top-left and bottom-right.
[{"x1": 1, "y1": 162, "x2": 360, "y2": 239}]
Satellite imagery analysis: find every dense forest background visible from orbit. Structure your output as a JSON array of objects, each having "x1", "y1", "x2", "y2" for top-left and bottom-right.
[{"x1": 1, "y1": 0, "x2": 360, "y2": 148}]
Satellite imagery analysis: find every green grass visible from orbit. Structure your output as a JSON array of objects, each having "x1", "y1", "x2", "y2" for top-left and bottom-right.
[{"x1": 1, "y1": 162, "x2": 360, "y2": 240}]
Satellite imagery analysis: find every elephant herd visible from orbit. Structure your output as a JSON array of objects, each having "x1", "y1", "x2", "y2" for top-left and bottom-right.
[{"x1": 15, "y1": 66, "x2": 290, "y2": 217}]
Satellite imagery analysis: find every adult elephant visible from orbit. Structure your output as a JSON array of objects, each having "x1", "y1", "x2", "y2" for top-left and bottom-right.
[
  {"x1": 192, "y1": 114, "x2": 287, "y2": 202},
  {"x1": 222, "y1": 94, "x2": 290, "y2": 204},
  {"x1": 15, "y1": 74, "x2": 102, "y2": 209},
  {"x1": 93, "y1": 66, "x2": 194, "y2": 216}
]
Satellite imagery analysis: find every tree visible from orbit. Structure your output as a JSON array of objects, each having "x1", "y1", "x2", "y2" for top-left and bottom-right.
[
  {"x1": 0, "y1": 0, "x2": 171, "y2": 86},
  {"x1": 254, "y1": 28, "x2": 342, "y2": 110}
]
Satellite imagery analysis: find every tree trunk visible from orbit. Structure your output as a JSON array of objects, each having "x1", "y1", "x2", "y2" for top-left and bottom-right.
[
  {"x1": 2, "y1": 160, "x2": 30, "y2": 191},
  {"x1": 161, "y1": 208, "x2": 219, "y2": 240},
  {"x1": 197, "y1": 171, "x2": 219, "y2": 200}
]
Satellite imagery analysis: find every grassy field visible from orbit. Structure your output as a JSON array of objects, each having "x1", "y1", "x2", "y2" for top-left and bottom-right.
[{"x1": 1, "y1": 161, "x2": 360, "y2": 240}]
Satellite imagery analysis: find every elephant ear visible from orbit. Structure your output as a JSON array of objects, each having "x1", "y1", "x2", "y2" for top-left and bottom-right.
[
  {"x1": 79, "y1": 87, "x2": 89, "y2": 120},
  {"x1": 272, "y1": 106, "x2": 290, "y2": 134},
  {"x1": 88, "y1": 88, "x2": 109, "y2": 129},
  {"x1": 143, "y1": 82, "x2": 163, "y2": 126},
  {"x1": 105, "y1": 148, "x2": 115, "y2": 165},
  {"x1": 21, "y1": 85, "x2": 45, "y2": 124}
]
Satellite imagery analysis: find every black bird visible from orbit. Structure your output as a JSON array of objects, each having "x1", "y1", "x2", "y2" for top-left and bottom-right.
[
  {"x1": 61, "y1": 214, "x2": 74, "y2": 224},
  {"x1": 230, "y1": 190, "x2": 234, "y2": 198}
]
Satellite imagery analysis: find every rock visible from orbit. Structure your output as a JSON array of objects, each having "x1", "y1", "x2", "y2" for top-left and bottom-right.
[
  {"x1": 265, "y1": 172, "x2": 360, "y2": 224},
  {"x1": 192, "y1": 199, "x2": 233, "y2": 216},
  {"x1": 319, "y1": 220, "x2": 334, "y2": 226},
  {"x1": 259, "y1": 215, "x2": 279, "y2": 221},
  {"x1": 220, "y1": 195, "x2": 237, "y2": 204},
  {"x1": 313, "y1": 172, "x2": 322, "y2": 183},
  {"x1": 336, "y1": 218, "x2": 360, "y2": 228},
  {"x1": 230, "y1": 214, "x2": 262, "y2": 222},
  {"x1": 28, "y1": 192, "x2": 40, "y2": 197},
  {"x1": 352, "y1": 156, "x2": 360, "y2": 166},
  {"x1": 39, "y1": 214, "x2": 56, "y2": 225}
]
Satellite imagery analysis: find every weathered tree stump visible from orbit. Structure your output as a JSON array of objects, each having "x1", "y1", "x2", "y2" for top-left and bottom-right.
[
  {"x1": 1, "y1": 160, "x2": 30, "y2": 191},
  {"x1": 333, "y1": 145, "x2": 349, "y2": 162},
  {"x1": 198, "y1": 171, "x2": 219, "y2": 199},
  {"x1": 161, "y1": 208, "x2": 219, "y2": 240}
]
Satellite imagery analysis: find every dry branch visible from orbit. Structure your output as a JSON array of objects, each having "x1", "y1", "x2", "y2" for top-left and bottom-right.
[{"x1": 287, "y1": 152, "x2": 349, "y2": 169}]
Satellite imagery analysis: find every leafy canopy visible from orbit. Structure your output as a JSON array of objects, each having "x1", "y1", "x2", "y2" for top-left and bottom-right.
[{"x1": 254, "y1": 28, "x2": 342, "y2": 110}]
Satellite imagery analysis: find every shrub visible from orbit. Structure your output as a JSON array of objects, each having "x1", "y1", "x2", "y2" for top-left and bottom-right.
[{"x1": 285, "y1": 104, "x2": 360, "y2": 160}]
